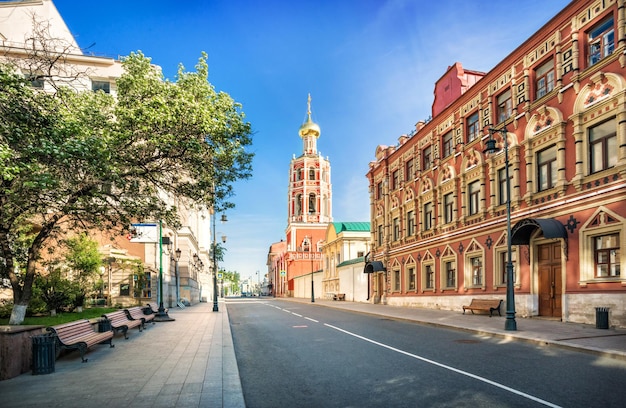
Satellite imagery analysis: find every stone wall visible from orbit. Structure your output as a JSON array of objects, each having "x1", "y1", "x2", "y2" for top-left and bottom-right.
[{"x1": 0, "y1": 325, "x2": 46, "y2": 380}]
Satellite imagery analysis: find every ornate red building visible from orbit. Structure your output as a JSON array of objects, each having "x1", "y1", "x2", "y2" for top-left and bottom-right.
[{"x1": 366, "y1": 0, "x2": 626, "y2": 328}]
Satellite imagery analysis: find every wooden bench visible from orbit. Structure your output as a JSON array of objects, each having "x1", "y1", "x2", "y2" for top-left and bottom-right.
[
  {"x1": 46, "y1": 319, "x2": 114, "y2": 362},
  {"x1": 333, "y1": 293, "x2": 346, "y2": 301},
  {"x1": 146, "y1": 301, "x2": 168, "y2": 314},
  {"x1": 462, "y1": 299, "x2": 503, "y2": 317},
  {"x1": 125, "y1": 306, "x2": 155, "y2": 328},
  {"x1": 102, "y1": 310, "x2": 143, "y2": 339}
]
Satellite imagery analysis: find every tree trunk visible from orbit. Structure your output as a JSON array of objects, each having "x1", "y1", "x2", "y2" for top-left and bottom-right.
[{"x1": 8, "y1": 304, "x2": 27, "y2": 325}]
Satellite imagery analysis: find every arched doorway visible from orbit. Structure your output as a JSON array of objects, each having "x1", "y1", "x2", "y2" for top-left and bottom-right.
[{"x1": 511, "y1": 218, "x2": 567, "y2": 318}]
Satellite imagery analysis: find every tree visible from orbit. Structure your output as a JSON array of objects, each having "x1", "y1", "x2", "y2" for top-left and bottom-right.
[
  {"x1": 221, "y1": 270, "x2": 240, "y2": 296},
  {"x1": 0, "y1": 45, "x2": 253, "y2": 323},
  {"x1": 63, "y1": 234, "x2": 102, "y2": 309}
]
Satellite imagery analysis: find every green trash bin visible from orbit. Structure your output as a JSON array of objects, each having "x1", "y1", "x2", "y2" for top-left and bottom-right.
[
  {"x1": 98, "y1": 318, "x2": 112, "y2": 333},
  {"x1": 595, "y1": 307, "x2": 610, "y2": 329},
  {"x1": 32, "y1": 333, "x2": 56, "y2": 375}
]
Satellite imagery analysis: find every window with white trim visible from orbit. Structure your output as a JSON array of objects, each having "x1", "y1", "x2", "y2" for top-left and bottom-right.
[
  {"x1": 423, "y1": 146, "x2": 432, "y2": 170},
  {"x1": 393, "y1": 269, "x2": 401, "y2": 292},
  {"x1": 443, "y1": 192, "x2": 454, "y2": 224},
  {"x1": 405, "y1": 158, "x2": 414, "y2": 182},
  {"x1": 423, "y1": 202, "x2": 433, "y2": 231},
  {"x1": 444, "y1": 260, "x2": 456, "y2": 288},
  {"x1": 470, "y1": 256, "x2": 482, "y2": 286},
  {"x1": 425, "y1": 264, "x2": 434, "y2": 289},
  {"x1": 442, "y1": 131, "x2": 454, "y2": 158},
  {"x1": 495, "y1": 249, "x2": 517, "y2": 287},
  {"x1": 537, "y1": 145, "x2": 557, "y2": 191},
  {"x1": 468, "y1": 180, "x2": 480, "y2": 216},
  {"x1": 467, "y1": 112, "x2": 480, "y2": 142},
  {"x1": 496, "y1": 89, "x2": 512, "y2": 124},
  {"x1": 588, "y1": 16, "x2": 614, "y2": 67},
  {"x1": 579, "y1": 209, "x2": 625, "y2": 283},
  {"x1": 589, "y1": 118, "x2": 617, "y2": 174},
  {"x1": 421, "y1": 259, "x2": 435, "y2": 291},
  {"x1": 407, "y1": 265, "x2": 416, "y2": 291},
  {"x1": 595, "y1": 234, "x2": 620, "y2": 277},
  {"x1": 92, "y1": 80, "x2": 111, "y2": 93},
  {"x1": 393, "y1": 217, "x2": 400, "y2": 241},
  {"x1": 406, "y1": 210, "x2": 415, "y2": 236},
  {"x1": 535, "y1": 59, "x2": 554, "y2": 99}
]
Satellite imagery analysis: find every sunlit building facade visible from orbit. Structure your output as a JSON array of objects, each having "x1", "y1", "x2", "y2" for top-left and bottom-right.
[{"x1": 366, "y1": 0, "x2": 626, "y2": 327}]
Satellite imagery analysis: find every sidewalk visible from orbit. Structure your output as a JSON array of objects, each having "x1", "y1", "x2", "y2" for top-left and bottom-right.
[
  {"x1": 0, "y1": 301, "x2": 245, "y2": 408},
  {"x1": 283, "y1": 297, "x2": 626, "y2": 361}
]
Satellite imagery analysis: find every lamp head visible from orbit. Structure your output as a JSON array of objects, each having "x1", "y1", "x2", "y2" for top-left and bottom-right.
[
  {"x1": 220, "y1": 214, "x2": 228, "y2": 223},
  {"x1": 175, "y1": 248, "x2": 182, "y2": 261},
  {"x1": 221, "y1": 235, "x2": 227, "y2": 243},
  {"x1": 483, "y1": 137, "x2": 499, "y2": 154}
]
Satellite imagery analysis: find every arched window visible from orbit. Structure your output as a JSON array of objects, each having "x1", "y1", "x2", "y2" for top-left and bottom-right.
[
  {"x1": 295, "y1": 194, "x2": 302, "y2": 215},
  {"x1": 309, "y1": 167, "x2": 315, "y2": 180},
  {"x1": 302, "y1": 237, "x2": 311, "y2": 252},
  {"x1": 309, "y1": 193, "x2": 316, "y2": 214}
]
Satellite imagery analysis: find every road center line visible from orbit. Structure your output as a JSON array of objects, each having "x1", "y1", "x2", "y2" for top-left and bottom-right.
[
  {"x1": 324, "y1": 323, "x2": 562, "y2": 408},
  {"x1": 304, "y1": 317, "x2": 319, "y2": 323}
]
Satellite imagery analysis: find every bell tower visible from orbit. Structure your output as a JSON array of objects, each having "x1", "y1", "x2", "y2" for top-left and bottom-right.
[{"x1": 284, "y1": 95, "x2": 332, "y2": 283}]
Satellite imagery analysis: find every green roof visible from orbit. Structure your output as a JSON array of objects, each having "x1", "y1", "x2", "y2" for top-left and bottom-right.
[
  {"x1": 332, "y1": 222, "x2": 370, "y2": 233},
  {"x1": 337, "y1": 256, "x2": 366, "y2": 267}
]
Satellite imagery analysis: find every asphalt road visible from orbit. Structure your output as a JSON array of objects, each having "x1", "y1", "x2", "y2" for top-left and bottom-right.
[{"x1": 228, "y1": 298, "x2": 626, "y2": 408}]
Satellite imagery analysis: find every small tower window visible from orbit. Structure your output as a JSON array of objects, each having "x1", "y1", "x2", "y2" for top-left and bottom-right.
[
  {"x1": 296, "y1": 194, "x2": 302, "y2": 215},
  {"x1": 302, "y1": 237, "x2": 311, "y2": 252},
  {"x1": 309, "y1": 193, "x2": 316, "y2": 214},
  {"x1": 309, "y1": 167, "x2": 315, "y2": 180}
]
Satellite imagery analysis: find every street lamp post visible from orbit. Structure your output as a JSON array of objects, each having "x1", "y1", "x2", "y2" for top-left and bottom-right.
[
  {"x1": 212, "y1": 212, "x2": 227, "y2": 312},
  {"x1": 311, "y1": 253, "x2": 315, "y2": 303},
  {"x1": 99, "y1": 267, "x2": 104, "y2": 301},
  {"x1": 484, "y1": 126, "x2": 517, "y2": 331},
  {"x1": 255, "y1": 270, "x2": 259, "y2": 296},
  {"x1": 173, "y1": 248, "x2": 181, "y2": 306},
  {"x1": 155, "y1": 220, "x2": 174, "y2": 321}
]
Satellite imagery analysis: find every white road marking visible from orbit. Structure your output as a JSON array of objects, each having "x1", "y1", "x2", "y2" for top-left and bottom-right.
[
  {"x1": 324, "y1": 323, "x2": 562, "y2": 408},
  {"x1": 304, "y1": 317, "x2": 319, "y2": 323}
]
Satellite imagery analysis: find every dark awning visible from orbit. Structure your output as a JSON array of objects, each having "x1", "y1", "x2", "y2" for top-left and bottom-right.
[
  {"x1": 364, "y1": 261, "x2": 385, "y2": 274},
  {"x1": 511, "y1": 218, "x2": 567, "y2": 245}
]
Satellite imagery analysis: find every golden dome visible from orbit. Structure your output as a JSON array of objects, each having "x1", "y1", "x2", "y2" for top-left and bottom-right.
[
  {"x1": 299, "y1": 115, "x2": 320, "y2": 138},
  {"x1": 299, "y1": 93, "x2": 320, "y2": 138}
]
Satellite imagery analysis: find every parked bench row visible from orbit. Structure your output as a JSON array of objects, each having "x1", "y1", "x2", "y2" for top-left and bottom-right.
[{"x1": 46, "y1": 304, "x2": 161, "y2": 363}]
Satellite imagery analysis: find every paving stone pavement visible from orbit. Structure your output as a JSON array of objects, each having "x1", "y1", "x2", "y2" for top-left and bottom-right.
[{"x1": 0, "y1": 301, "x2": 244, "y2": 408}]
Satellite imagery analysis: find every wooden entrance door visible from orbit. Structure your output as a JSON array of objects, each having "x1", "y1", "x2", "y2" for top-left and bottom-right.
[{"x1": 538, "y1": 242, "x2": 562, "y2": 317}]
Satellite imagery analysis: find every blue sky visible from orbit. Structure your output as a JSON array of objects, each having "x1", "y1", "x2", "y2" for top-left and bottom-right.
[{"x1": 53, "y1": 0, "x2": 571, "y2": 281}]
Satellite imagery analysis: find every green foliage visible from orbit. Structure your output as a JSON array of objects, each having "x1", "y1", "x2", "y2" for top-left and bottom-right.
[
  {"x1": 131, "y1": 262, "x2": 147, "y2": 299},
  {"x1": 34, "y1": 268, "x2": 72, "y2": 313},
  {"x1": 63, "y1": 234, "x2": 102, "y2": 304},
  {"x1": 0, "y1": 299, "x2": 12, "y2": 319},
  {"x1": 0, "y1": 307, "x2": 118, "y2": 326},
  {"x1": 220, "y1": 269, "x2": 240, "y2": 296},
  {"x1": 1, "y1": 43, "x2": 253, "y2": 324},
  {"x1": 212, "y1": 242, "x2": 227, "y2": 262}
]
